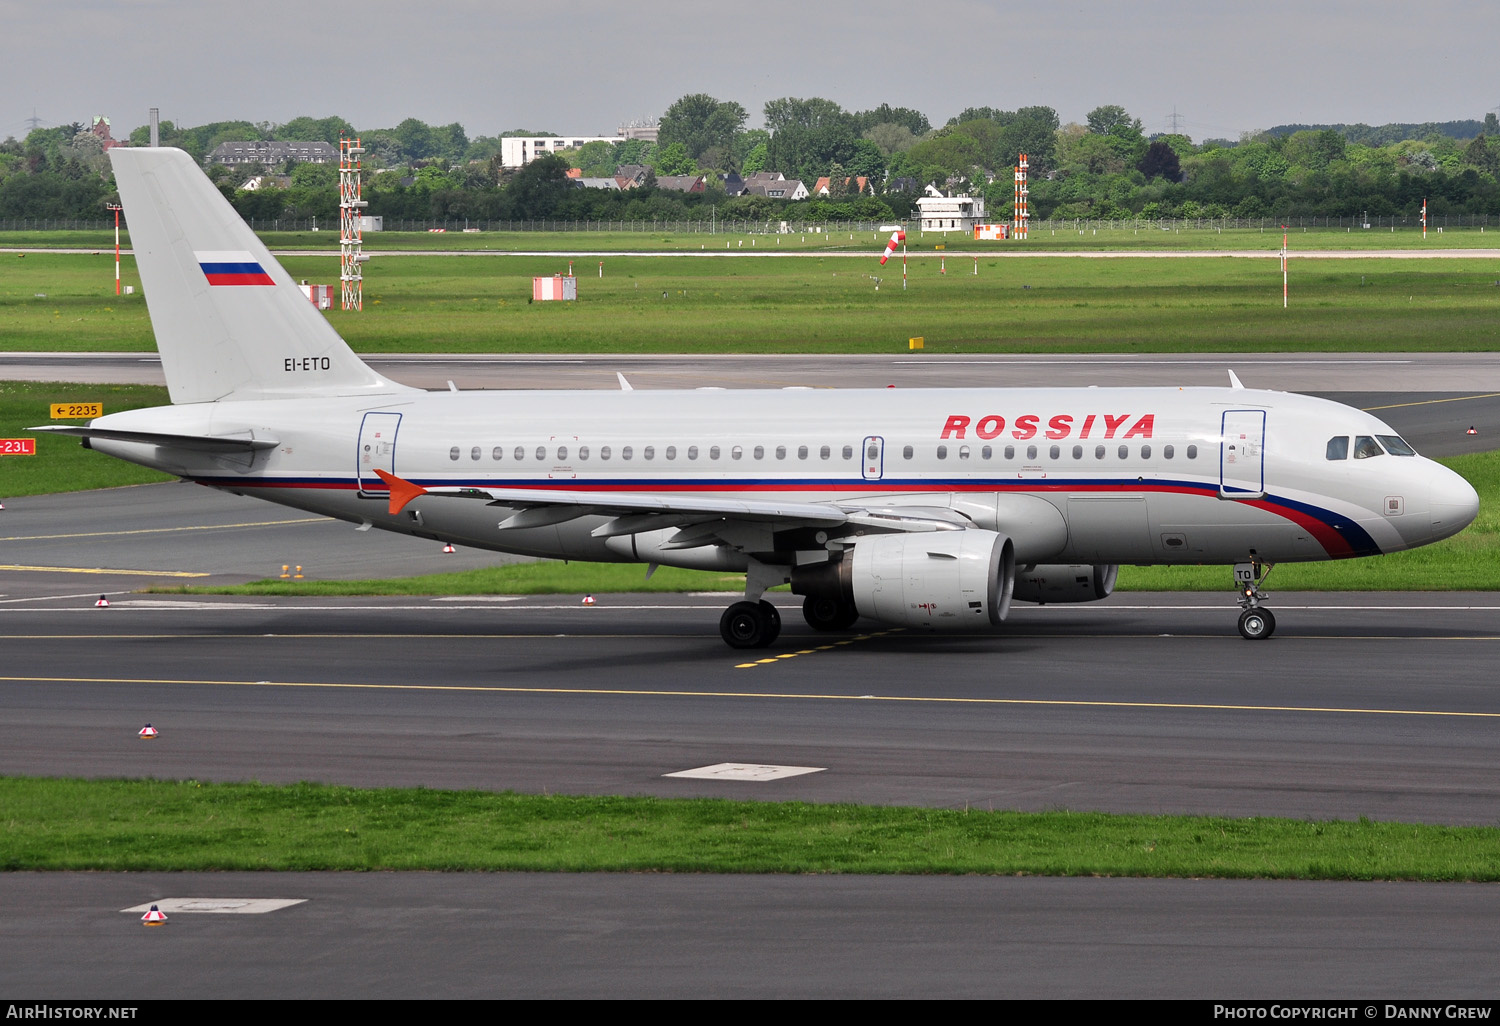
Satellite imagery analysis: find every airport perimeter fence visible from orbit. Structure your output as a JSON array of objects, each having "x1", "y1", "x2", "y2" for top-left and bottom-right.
[{"x1": 6, "y1": 214, "x2": 1500, "y2": 234}]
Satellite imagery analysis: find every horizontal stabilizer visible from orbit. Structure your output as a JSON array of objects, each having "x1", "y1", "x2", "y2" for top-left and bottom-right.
[{"x1": 29, "y1": 425, "x2": 279, "y2": 452}]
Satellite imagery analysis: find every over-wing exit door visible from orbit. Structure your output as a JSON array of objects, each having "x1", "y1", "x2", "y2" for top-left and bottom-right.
[{"x1": 357, "y1": 412, "x2": 402, "y2": 497}]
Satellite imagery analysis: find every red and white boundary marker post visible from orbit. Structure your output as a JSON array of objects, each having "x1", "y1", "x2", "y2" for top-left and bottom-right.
[
  {"x1": 1281, "y1": 225, "x2": 1288, "y2": 309},
  {"x1": 1421, "y1": 198, "x2": 1428, "y2": 240},
  {"x1": 107, "y1": 203, "x2": 122, "y2": 295}
]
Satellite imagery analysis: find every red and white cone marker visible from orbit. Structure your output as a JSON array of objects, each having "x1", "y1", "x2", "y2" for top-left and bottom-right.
[
  {"x1": 95, "y1": 595, "x2": 110, "y2": 607},
  {"x1": 1467, "y1": 426, "x2": 1478, "y2": 435},
  {"x1": 141, "y1": 904, "x2": 167, "y2": 926},
  {"x1": 582, "y1": 594, "x2": 596, "y2": 605},
  {"x1": 442, "y1": 543, "x2": 456, "y2": 553},
  {"x1": 138, "y1": 724, "x2": 158, "y2": 740}
]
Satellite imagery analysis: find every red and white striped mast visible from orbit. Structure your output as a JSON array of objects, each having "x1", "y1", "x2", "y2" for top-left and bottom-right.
[
  {"x1": 339, "y1": 137, "x2": 366, "y2": 311},
  {"x1": 106, "y1": 203, "x2": 122, "y2": 295},
  {"x1": 1013, "y1": 153, "x2": 1029, "y2": 240},
  {"x1": 1281, "y1": 224, "x2": 1288, "y2": 309}
]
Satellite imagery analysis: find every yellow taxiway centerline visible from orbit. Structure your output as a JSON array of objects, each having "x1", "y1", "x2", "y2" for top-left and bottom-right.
[{"x1": 2, "y1": 673, "x2": 1498, "y2": 719}]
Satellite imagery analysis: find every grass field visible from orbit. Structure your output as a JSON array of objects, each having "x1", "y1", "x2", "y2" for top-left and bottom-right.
[
  {"x1": 3, "y1": 778, "x2": 1497, "y2": 879},
  {"x1": 7, "y1": 248, "x2": 1500, "y2": 354}
]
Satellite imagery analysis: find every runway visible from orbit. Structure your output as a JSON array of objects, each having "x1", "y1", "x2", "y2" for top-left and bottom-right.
[
  {"x1": 3, "y1": 592, "x2": 1500, "y2": 997},
  {"x1": 3, "y1": 354, "x2": 1498, "y2": 997}
]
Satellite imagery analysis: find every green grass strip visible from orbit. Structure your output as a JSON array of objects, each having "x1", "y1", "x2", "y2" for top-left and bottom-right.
[{"x1": 2, "y1": 778, "x2": 1497, "y2": 879}]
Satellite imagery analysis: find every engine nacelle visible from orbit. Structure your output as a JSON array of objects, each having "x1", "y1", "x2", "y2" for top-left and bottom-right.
[
  {"x1": 1011, "y1": 564, "x2": 1118, "y2": 604},
  {"x1": 846, "y1": 529, "x2": 1015, "y2": 629}
]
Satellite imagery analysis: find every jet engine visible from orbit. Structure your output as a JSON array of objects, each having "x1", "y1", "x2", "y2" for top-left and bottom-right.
[
  {"x1": 793, "y1": 529, "x2": 1015, "y2": 630},
  {"x1": 1010, "y1": 564, "x2": 1118, "y2": 604}
]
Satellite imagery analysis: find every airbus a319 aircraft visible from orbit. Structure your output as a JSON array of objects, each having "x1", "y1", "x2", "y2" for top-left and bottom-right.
[{"x1": 34, "y1": 147, "x2": 1480, "y2": 648}]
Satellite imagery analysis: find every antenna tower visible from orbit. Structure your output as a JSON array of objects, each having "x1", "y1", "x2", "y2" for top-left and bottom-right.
[
  {"x1": 339, "y1": 137, "x2": 366, "y2": 311},
  {"x1": 1013, "y1": 154, "x2": 1029, "y2": 240}
]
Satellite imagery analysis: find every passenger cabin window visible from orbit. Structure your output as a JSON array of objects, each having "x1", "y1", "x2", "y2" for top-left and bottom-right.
[
  {"x1": 471, "y1": 446, "x2": 481, "y2": 461},
  {"x1": 578, "y1": 446, "x2": 589, "y2": 460},
  {"x1": 776, "y1": 446, "x2": 787, "y2": 460},
  {"x1": 665, "y1": 446, "x2": 677, "y2": 460},
  {"x1": 1072, "y1": 445, "x2": 1083, "y2": 460},
  {"x1": 534, "y1": 446, "x2": 545, "y2": 461},
  {"x1": 1186, "y1": 445, "x2": 1198, "y2": 459},
  {"x1": 754, "y1": 445, "x2": 765, "y2": 460},
  {"x1": 492, "y1": 446, "x2": 504, "y2": 461},
  {"x1": 902, "y1": 445, "x2": 914, "y2": 459},
  {"x1": 622, "y1": 446, "x2": 634, "y2": 460},
  {"x1": 820, "y1": 445, "x2": 831, "y2": 460},
  {"x1": 1353, "y1": 435, "x2": 1383, "y2": 459},
  {"x1": 843, "y1": 445, "x2": 854, "y2": 460},
  {"x1": 557, "y1": 446, "x2": 568, "y2": 461},
  {"x1": 1163, "y1": 445, "x2": 1175, "y2": 460},
  {"x1": 937, "y1": 445, "x2": 948, "y2": 459},
  {"x1": 1326, "y1": 437, "x2": 1349, "y2": 460},
  {"x1": 1378, "y1": 435, "x2": 1417, "y2": 456},
  {"x1": 513, "y1": 446, "x2": 525, "y2": 461},
  {"x1": 686, "y1": 445, "x2": 698, "y2": 460},
  {"x1": 797, "y1": 445, "x2": 809, "y2": 460}
]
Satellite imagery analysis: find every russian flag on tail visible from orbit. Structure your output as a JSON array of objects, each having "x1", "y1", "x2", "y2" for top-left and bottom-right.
[{"x1": 196, "y1": 250, "x2": 275, "y2": 286}]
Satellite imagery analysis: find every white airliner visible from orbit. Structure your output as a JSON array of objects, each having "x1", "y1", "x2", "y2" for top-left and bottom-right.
[{"x1": 34, "y1": 147, "x2": 1480, "y2": 647}]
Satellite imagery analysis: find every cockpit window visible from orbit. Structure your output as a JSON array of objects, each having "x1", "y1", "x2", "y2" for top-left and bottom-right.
[
  {"x1": 1326, "y1": 436, "x2": 1349, "y2": 460},
  {"x1": 1352, "y1": 435, "x2": 1384, "y2": 459},
  {"x1": 1377, "y1": 435, "x2": 1417, "y2": 456}
]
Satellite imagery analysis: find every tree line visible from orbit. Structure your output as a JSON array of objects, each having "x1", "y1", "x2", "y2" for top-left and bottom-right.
[{"x1": 5, "y1": 101, "x2": 1500, "y2": 226}]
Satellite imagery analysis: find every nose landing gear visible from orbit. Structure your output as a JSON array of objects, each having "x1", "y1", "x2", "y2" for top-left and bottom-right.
[{"x1": 1234, "y1": 561, "x2": 1276, "y2": 640}]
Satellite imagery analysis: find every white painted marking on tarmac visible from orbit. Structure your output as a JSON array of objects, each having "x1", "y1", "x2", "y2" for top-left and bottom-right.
[
  {"x1": 121, "y1": 898, "x2": 306, "y2": 914},
  {"x1": 664, "y1": 763, "x2": 825, "y2": 782},
  {"x1": 433, "y1": 596, "x2": 523, "y2": 602}
]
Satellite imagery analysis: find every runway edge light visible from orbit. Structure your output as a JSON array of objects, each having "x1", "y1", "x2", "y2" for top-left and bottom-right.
[
  {"x1": 138, "y1": 723, "x2": 158, "y2": 739},
  {"x1": 95, "y1": 594, "x2": 109, "y2": 607},
  {"x1": 142, "y1": 905, "x2": 167, "y2": 926}
]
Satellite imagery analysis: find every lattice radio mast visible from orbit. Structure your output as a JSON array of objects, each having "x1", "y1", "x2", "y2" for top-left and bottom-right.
[
  {"x1": 1013, "y1": 153, "x2": 1029, "y2": 240},
  {"x1": 339, "y1": 137, "x2": 366, "y2": 311}
]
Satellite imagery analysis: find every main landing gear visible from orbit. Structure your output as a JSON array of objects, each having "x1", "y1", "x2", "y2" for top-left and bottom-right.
[
  {"x1": 801, "y1": 594, "x2": 859, "y2": 632},
  {"x1": 1233, "y1": 561, "x2": 1276, "y2": 640},
  {"x1": 719, "y1": 559, "x2": 789, "y2": 649},
  {"x1": 720, "y1": 600, "x2": 781, "y2": 649}
]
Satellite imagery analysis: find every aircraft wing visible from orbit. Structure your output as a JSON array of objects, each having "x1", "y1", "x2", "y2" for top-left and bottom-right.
[{"x1": 372, "y1": 469, "x2": 967, "y2": 538}]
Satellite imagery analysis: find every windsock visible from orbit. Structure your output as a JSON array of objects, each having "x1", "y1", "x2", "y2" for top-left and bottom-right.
[{"x1": 879, "y1": 230, "x2": 905, "y2": 265}]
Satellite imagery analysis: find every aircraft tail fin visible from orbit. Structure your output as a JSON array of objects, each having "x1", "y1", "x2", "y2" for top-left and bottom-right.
[{"x1": 109, "y1": 146, "x2": 411, "y2": 404}]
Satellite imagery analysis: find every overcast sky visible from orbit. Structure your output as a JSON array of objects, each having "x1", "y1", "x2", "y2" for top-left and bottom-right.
[{"x1": 4, "y1": 1, "x2": 1497, "y2": 143}]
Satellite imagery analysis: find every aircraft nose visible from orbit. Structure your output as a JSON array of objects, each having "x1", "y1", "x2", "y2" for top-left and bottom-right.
[{"x1": 1429, "y1": 465, "x2": 1480, "y2": 542}]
